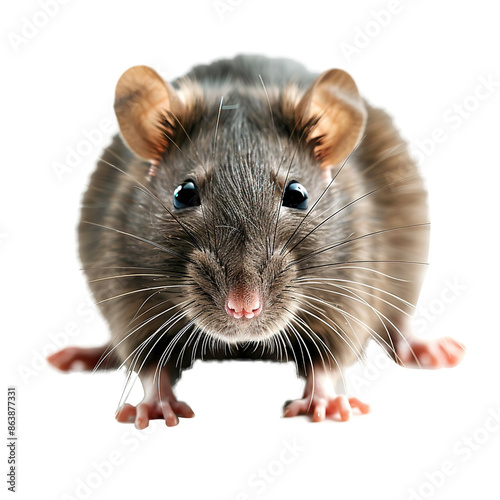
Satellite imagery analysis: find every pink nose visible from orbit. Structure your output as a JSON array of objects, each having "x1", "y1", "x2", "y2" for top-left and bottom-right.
[{"x1": 225, "y1": 289, "x2": 262, "y2": 319}]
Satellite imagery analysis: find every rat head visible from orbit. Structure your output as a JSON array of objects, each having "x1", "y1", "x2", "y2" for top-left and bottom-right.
[{"x1": 114, "y1": 64, "x2": 367, "y2": 344}]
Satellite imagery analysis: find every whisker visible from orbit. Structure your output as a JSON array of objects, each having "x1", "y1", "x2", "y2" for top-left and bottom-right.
[
  {"x1": 280, "y1": 329, "x2": 298, "y2": 369},
  {"x1": 288, "y1": 223, "x2": 430, "y2": 268},
  {"x1": 308, "y1": 284, "x2": 421, "y2": 367},
  {"x1": 117, "y1": 307, "x2": 194, "y2": 407},
  {"x1": 291, "y1": 301, "x2": 364, "y2": 363},
  {"x1": 82, "y1": 221, "x2": 196, "y2": 265},
  {"x1": 286, "y1": 307, "x2": 349, "y2": 387},
  {"x1": 287, "y1": 324, "x2": 316, "y2": 411},
  {"x1": 294, "y1": 290, "x2": 413, "y2": 365},
  {"x1": 95, "y1": 156, "x2": 203, "y2": 251},
  {"x1": 298, "y1": 278, "x2": 413, "y2": 310},
  {"x1": 213, "y1": 95, "x2": 224, "y2": 161},
  {"x1": 281, "y1": 143, "x2": 360, "y2": 254},
  {"x1": 271, "y1": 127, "x2": 309, "y2": 253},
  {"x1": 155, "y1": 314, "x2": 199, "y2": 385},
  {"x1": 96, "y1": 284, "x2": 188, "y2": 305},
  {"x1": 258, "y1": 74, "x2": 281, "y2": 152},
  {"x1": 93, "y1": 300, "x2": 192, "y2": 372},
  {"x1": 81, "y1": 265, "x2": 189, "y2": 276},
  {"x1": 284, "y1": 173, "x2": 424, "y2": 255},
  {"x1": 293, "y1": 265, "x2": 408, "y2": 282},
  {"x1": 297, "y1": 259, "x2": 429, "y2": 273},
  {"x1": 300, "y1": 285, "x2": 397, "y2": 360},
  {"x1": 166, "y1": 108, "x2": 207, "y2": 174},
  {"x1": 88, "y1": 273, "x2": 179, "y2": 283}
]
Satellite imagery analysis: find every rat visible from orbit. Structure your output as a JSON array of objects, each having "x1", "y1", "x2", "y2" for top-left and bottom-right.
[{"x1": 48, "y1": 55, "x2": 465, "y2": 427}]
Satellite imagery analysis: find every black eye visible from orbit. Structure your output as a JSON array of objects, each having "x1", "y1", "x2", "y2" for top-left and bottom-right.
[
  {"x1": 173, "y1": 181, "x2": 200, "y2": 209},
  {"x1": 283, "y1": 181, "x2": 308, "y2": 210}
]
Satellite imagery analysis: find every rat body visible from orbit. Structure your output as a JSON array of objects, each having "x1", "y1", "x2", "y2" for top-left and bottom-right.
[{"x1": 49, "y1": 55, "x2": 464, "y2": 426}]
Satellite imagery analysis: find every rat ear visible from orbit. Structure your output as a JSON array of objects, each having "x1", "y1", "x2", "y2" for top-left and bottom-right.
[
  {"x1": 114, "y1": 65, "x2": 183, "y2": 161},
  {"x1": 296, "y1": 69, "x2": 367, "y2": 167}
]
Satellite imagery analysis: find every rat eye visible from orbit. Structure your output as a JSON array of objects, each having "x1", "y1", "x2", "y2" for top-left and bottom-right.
[
  {"x1": 173, "y1": 181, "x2": 200, "y2": 209},
  {"x1": 283, "y1": 181, "x2": 308, "y2": 210}
]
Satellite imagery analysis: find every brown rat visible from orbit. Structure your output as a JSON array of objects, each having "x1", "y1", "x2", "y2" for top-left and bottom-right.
[{"x1": 48, "y1": 55, "x2": 465, "y2": 426}]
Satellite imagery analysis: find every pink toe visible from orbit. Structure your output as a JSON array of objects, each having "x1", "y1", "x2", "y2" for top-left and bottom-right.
[
  {"x1": 440, "y1": 338, "x2": 465, "y2": 366},
  {"x1": 135, "y1": 404, "x2": 151, "y2": 430},
  {"x1": 349, "y1": 397, "x2": 371, "y2": 414},
  {"x1": 338, "y1": 396, "x2": 352, "y2": 422},
  {"x1": 161, "y1": 402, "x2": 179, "y2": 427},
  {"x1": 116, "y1": 404, "x2": 136, "y2": 423},
  {"x1": 312, "y1": 402, "x2": 326, "y2": 422},
  {"x1": 283, "y1": 402, "x2": 301, "y2": 418},
  {"x1": 47, "y1": 348, "x2": 75, "y2": 371},
  {"x1": 171, "y1": 401, "x2": 195, "y2": 418}
]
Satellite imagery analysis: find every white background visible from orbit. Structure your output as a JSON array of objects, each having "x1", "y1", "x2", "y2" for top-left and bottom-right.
[{"x1": 2, "y1": 1, "x2": 500, "y2": 499}]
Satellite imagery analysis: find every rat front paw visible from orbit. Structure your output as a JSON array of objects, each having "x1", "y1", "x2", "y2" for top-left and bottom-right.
[
  {"x1": 284, "y1": 363, "x2": 370, "y2": 422},
  {"x1": 283, "y1": 395, "x2": 370, "y2": 422},
  {"x1": 47, "y1": 345, "x2": 112, "y2": 371},
  {"x1": 396, "y1": 336, "x2": 465, "y2": 369},
  {"x1": 115, "y1": 396, "x2": 194, "y2": 429},
  {"x1": 115, "y1": 367, "x2": 194, "y2": 429}
]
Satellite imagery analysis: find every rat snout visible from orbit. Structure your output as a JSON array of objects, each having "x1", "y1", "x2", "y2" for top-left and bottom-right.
[{"x1": 225, "y1": 288, "x2": 262, "y2": 319}]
